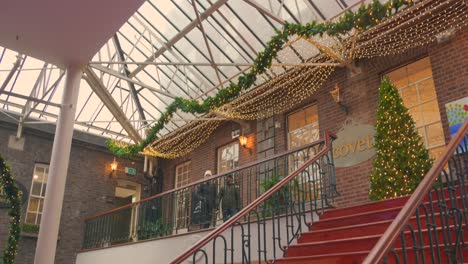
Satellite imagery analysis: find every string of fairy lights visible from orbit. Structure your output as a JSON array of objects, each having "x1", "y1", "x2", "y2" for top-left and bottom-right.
[
  {"x1": 141, "y1": 119, "x2": 222, "y2": 159},
  {"x1": 353, "y1": 0, "x2": 467, "y2": 59},
  {"x1": 107, "y1": 0, "x2": 466, "y2": 159},
  {"x1": 0, "y1": 154, "x2": 21, "y2": 264}
]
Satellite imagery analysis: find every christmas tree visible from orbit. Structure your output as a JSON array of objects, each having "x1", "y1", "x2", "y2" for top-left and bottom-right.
[{"x1": 369, "y1": 77, "x2": 433, "y2": 200}]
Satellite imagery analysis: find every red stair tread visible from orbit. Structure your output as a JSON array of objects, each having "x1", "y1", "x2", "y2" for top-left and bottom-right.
[
  {"x1": 311, "y1": 206, "x2": 403, "y2": 230},
  {"x1": 321, "y1": 195, "x2": 409, "y2": 219},
  {"x1": 312, "y1": 195, "x2": 465, "y2": 231},
  {"x1": 288, "y1": 225, "x2": 465, "y2": 257},
  {"x1": 300, "y1": 212, "x2": 449, "y2": 243},
  {"x1": 276, "y1": 245, "x2": 468, "y2": 264}
]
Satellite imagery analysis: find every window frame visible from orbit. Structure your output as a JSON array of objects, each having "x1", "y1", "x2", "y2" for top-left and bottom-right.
[
  {"x1": 174, "y1": 160, "x2": 192, "y2": 188},
  {"x1": 286, "y1": 103, "x2": 320, "y2": 150},
  {"x1": 385, "y1": 57, "x2": 445, "y2": 158},
  {"x1": 216, "y1": 140, "x2": 240, "y2": 174},
  {"x1": 25, "y1": 163, "x2": 50, "y2": 225}
]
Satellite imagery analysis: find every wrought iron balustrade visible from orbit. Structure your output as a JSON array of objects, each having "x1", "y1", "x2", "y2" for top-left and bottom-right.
[
  {"x1": 82, "y1": 132, "x2": 337, "y2": 251},
  {"x1": 169, "y1": 131, "x2": 337, "y2": 263},
  {"x1": 365, "y1": 119, "x2": 468, "y2": 263}
]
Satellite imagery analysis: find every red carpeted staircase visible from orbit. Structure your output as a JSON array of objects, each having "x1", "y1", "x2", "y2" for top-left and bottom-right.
[{"x1": 276, "y1": 191, "x2": 468, "y2": 264}]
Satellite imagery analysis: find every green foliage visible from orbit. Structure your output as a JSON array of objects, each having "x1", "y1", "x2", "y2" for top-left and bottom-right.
[
  {"x1": 0, "y1": 154, "x2": 21, "y2": 264},
  {"x1": 21, "y1": 223, "x2": 40, "y2": 234},
  {"x1": 369, "y1": 77, "x2": 433, "y2": 201},
  {"x1": 108, "y1": 0, "x2": 414, "y2": 158},
  {"x1": 260, "y1": 175, "x2": 293, "y2": 217},
  {"x1": 137, "y1": 219, "x2": 173, "y2": 240}
]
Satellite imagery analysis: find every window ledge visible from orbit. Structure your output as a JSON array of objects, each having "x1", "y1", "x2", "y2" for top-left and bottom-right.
[{"x1": 21, "y1": 232, "x2": 38, "y2": 238}]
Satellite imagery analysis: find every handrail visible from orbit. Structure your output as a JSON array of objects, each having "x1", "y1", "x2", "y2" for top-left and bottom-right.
[
  {"x1": 169, "y1": 131, "x2": 336, "y2": 264},
  {"x1": 364, "y1": 119, "x2": 468, "y2": 263},
  {"x1": 85, "y1": 137, "x2": 327, "y2": 221}
]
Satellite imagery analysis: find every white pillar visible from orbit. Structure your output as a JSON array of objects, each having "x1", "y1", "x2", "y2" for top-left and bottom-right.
[{"x1": 34, "y1": 66, "x2": 82, "y2": 264}]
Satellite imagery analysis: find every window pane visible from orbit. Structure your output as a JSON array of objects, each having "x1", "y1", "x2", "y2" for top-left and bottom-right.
[
  {"x1": 28, "y1": 197, "x2": 40, "y2": 212},
  {"x1": 426, "y1": 123, "x2": 444, "y2": 147},
  {"x1": 401, "y1": 86, "x2": 418, "y2": 107},
  {"x1": 418, "y1": 78, "x2": 437, "y2": 102},
  {"x1": 305, "y1": 105, "x2": 318, "y2": 125},
  {"x1": 38, "y1": 199, "x2": 44, "y2": 213},
  {"x1": 26, "y1": 213, "x2": 37, "y2": 224},
  {"x1": 31, "y1": 182, "x2": 42, "y2": 196},
  {"x1": 408, "y1": 106, "x2": 422, "y2": 127},
  {"x1": 41, "y1": 183, "x2": 47, "y2": 197},
  {"x1": 407, "y1": 58, "x2": 432, "y2": 83},
  {"x1": 288, "y1": 111, "x2": 306, "y2": 132},
  {"x1": 387, "y1": 68, "x2": 409, "y2": 88},
  {"x1": 288, "y1": 105, "x2": 319, "y2": 149},
  {"x1": 217, "y1": 142, "x2": 239, "y2": 174},
  {"x1": 421, "y1": 101, "x2": 441, "y2": 124},
  {"x1": 429, "y1": 146, "x2": 445, "y2": 160}
]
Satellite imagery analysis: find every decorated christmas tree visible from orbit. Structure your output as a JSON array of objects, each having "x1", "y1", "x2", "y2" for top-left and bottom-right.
[{"x1": 369, "y1": 77, "x2": 433, "y2": 201}]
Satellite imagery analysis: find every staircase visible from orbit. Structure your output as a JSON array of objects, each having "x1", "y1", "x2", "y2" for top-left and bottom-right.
[
  {"x1": 277, "y1": 190, "x2": 468, "y2": 263},
  {"x1": 170, "y1": 121, "x2": 468, "y2": 264}
]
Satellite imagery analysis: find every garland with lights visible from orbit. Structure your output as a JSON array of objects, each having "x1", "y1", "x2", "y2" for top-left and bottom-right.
[
  {"x1": 369, "y1": 77, "x2": 433, "y2": 201},
  {"x1": 0, "y1": 154, "x2": 21, "y2": 264},
  {"x1": 108, "y1": 0, "x2": 416, "y2": 158}
]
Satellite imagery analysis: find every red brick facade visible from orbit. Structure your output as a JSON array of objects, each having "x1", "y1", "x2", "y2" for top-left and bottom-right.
[{"x1": 160, "y1": 26, "x2": 468, "y2": 208}]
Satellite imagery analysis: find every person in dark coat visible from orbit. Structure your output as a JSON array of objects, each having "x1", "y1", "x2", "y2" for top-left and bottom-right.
[
  {"x1": 191, "y1": 170, "x2": 218, "y2": 228},
  {"x1": 218, "y1": 175, "x2": 241, "y2": 222}
]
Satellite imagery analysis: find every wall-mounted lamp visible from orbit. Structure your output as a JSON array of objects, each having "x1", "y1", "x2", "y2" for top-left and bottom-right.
[
  {"x1": 239, "y1": 135, "x2": 252, "y2": 155},
  {"x1": 330, "y1": 83, "x2": 349, "y2": 114},
  {"x1": 110, "y1": 158, "x2": 118, "y2": 177}
]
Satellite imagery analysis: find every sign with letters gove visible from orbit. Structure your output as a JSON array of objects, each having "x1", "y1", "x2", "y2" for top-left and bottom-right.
[{"x1": 333, "y1": 120, "x2": 376, "y2": 167}]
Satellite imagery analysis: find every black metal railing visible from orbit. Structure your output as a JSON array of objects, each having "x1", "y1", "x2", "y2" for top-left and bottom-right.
[
  {"x1": 169, "y1": 131, "x2": 337, "y2": 263},
  {"x1": 82, "y1": 132, "x2": 337, "y2": 250},
  {"x1": 365, "y1": 119, "x2": 468, "y2": 263}
]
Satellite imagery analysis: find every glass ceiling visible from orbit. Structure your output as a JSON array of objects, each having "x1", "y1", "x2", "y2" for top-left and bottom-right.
[{"x1": 0, "y1": 0, "x2": 361, "y2": 142}]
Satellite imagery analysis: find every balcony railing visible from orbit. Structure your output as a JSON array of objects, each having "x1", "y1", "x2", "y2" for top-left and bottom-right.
[
  {"x1": 82, "y1": 132, "x2": 337, "y2": 250},
  {"x1": 169, "y1": 131, "x2": 337, "y2": 263},
  {"x1": 365, "y1": 119, "x2": 468, "y2": 263}
]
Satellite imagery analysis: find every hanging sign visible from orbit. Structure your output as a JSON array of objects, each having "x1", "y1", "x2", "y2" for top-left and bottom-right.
[{"x1": 333, "y1": 119, "x2": 376, "y2": 167}]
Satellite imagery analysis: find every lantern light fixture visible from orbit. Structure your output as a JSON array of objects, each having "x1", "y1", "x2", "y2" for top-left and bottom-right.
[
  {"x1": 110, "y1": 157, "x2": 118, "y2": 173},
  {"x1": 238, "y1": 134, "x2": 252, "y2": 155},
  {"x1": 330, "y1": 83, "x2": 349, "y2": 114}
]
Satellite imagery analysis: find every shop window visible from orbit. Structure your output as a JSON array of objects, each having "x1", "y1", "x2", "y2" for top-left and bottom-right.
[
  {"x1": 287, "y1": 104, "x2": 320, "y2": 149},
  {"x1": 387, "y1": 58, "x2": 444, "y2": 159},
  {"x1": 174, "y1": 161, "x2": 191, "y2": 231},
  {"x1": 25, "y1": 164, "x2": 49, "y2": 225},
  {"x1": 217, "y1": 142, "x2": 239, "y2": 174},
  {"x1": 287, "y1": 104, "x2": 321, "y2": 200}
]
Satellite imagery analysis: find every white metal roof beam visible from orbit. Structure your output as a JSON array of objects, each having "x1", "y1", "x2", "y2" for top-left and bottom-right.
[
  {"x1": 128, "y1": 0, "x2": 229, "y2": 78},
  {"x1": 243, "y1": 0, "x2": 286, "y2": 25},
  {"x1": 90, "y1": 64, "x2": 176, "y2": 99},
  {"x1": 83, "y1": 66, "x2": 143, "y2": 143},
  {"x1": 191, "y1": 0, "x2": 224, "y2": 89},
  {"x1": 131, "y1": 14, "x2": 210, "y2": 90}
]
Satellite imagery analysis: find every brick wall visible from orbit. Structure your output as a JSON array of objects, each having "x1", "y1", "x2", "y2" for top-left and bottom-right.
[
  {"x1": 158, "y1": 27, "x2": 467, "y2": 210},
  {"x1": 159, "y1": 121, "x2": 257, "y2": 192},
  {"x1": 0, "y1": 121, "x2": 145, "y2": 264}
]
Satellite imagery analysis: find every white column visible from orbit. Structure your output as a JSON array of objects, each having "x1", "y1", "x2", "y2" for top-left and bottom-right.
[{"x1": 34, "y1": 66, "x2": 82, "y2": 264}]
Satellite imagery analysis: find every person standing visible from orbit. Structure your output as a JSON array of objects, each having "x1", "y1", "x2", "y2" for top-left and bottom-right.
[
  {"x1": 191, "y1": 170, "x2": 217, "y2": 229},
  {"x1": 218, "y1": 175, "x2": 241, "y2": 222}
]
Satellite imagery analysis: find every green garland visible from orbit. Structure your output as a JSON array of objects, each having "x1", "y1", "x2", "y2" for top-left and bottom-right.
[
  {"x1": 0, "y1": 154, "x2": 21, "y2": 264},
  {"x1": 108, "y1": 0, "x2": 414, "y2": 158}
]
